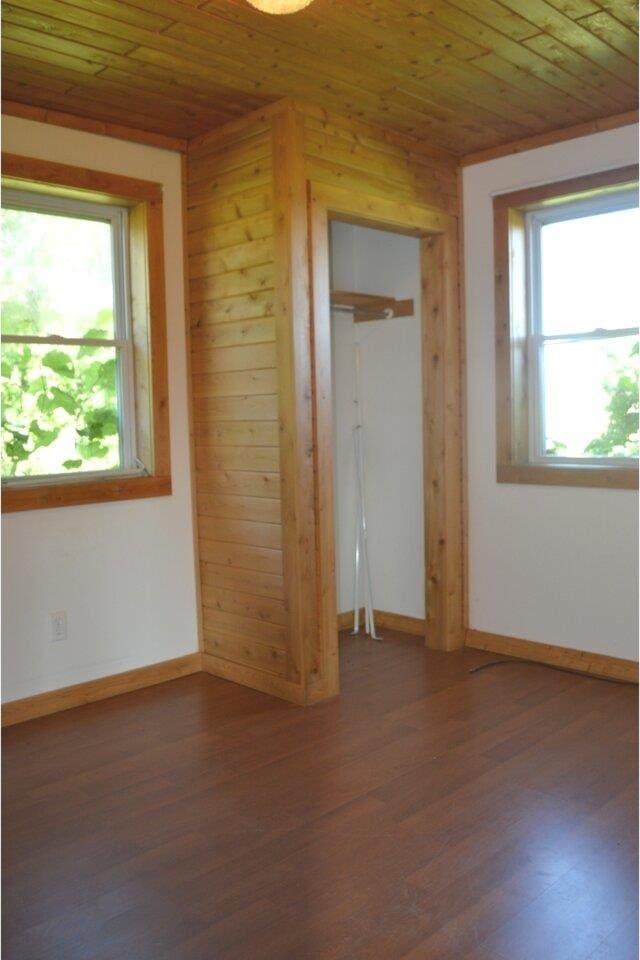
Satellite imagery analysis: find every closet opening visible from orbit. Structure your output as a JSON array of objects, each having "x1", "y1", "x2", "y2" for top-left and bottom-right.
[
  {"x1": 308, "y1": 185, "x2": 464, "y2": 700},
  {"x1": 330, "y1": 221, "x2": 425, "y2": 647}
]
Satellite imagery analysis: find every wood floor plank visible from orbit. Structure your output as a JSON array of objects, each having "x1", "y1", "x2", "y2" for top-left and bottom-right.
[{"x1": 2, "y1": 632, "x2": 637, "y2": 960}]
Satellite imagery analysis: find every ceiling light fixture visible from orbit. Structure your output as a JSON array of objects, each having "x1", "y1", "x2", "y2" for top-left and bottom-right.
[{"x1": 246, "y1": 0, "x2": 314, "y2": 13}]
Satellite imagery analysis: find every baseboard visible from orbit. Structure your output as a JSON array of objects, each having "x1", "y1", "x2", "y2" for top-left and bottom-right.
[
  {"x1": 337, "y1": 609, "x2": 426, "y2": 636},
  {"x1": 200, "y1": 652, "x2": 306, "y2": 704},
  {"x1": 466, "y1": 629, "x2": 638, "y2": 683},
  {"x1": 337, "y1": 609, "x2": 362, "y2": 630},
  {"x1": 2, "y1": 653, "x2": 202, "y2": 726}
]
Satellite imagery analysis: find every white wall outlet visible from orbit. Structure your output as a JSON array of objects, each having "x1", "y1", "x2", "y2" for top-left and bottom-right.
[{"x1": 49, "y1": 611, "x2": 67, "y2": 643}]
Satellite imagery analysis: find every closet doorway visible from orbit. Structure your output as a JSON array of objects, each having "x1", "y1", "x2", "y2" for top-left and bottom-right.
[
  {"x1": 330, "y1": 222, "x2": 424, "y2": 641},
  {"x1": 309, "y1": 184, "x2": 464, "y2": 698}
]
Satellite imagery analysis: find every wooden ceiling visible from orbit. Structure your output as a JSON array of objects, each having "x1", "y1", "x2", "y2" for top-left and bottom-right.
[{"x1": 2, "y1": 0, "x2": 638, "y2": 156}]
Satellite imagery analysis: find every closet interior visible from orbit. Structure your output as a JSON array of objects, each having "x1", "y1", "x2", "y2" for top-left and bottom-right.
[{"x1": 329, "y1": 220, "x2": 426, "y2": 644}]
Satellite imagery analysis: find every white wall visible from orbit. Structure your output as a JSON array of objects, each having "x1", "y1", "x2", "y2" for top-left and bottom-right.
[
  {"x1": 463, "y1": 123, "x2": 639, "y2": 661},
  {"x1": 1, "y1": 116, "x2": 199, "y2": 702},
  {"x1": 330, "y1": 222, "x2": 424, "y2": 619}
]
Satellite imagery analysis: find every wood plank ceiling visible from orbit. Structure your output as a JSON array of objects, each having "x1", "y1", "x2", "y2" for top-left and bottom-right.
[{"x1": 2, "y1": 0, "x2": 638, "y2": 156}]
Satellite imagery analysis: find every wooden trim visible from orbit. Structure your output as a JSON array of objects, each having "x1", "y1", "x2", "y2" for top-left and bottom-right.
[
  {"x1": 422, "y1": 228, "x2": 465, "y2": 651},
  {"x1": 181, "y1": 153, "x2": 204, "y2": 655},
  {"x1": 2, "y1": 153, "x2": 172, "y2": 512},
  {"x1": 201, "y1": 651, "x2": 306, "y2": 705},
  {"x1": 460, "y1": 112, "x2": 639, "y2": 167},
  {"x1": 2, "y1": 475, "x2": 171, "y2": 512},
  {"x1": 309, "y1": 182, "x2": 340, "y2": 701},
  {"x1": 338, "y1": 609, "x2": 426, "y2": 636},
  {"x1": 466, "y1": 629, "x2": 638, "y2": 684},
  {"x1": 310, "y1": 180, "x2": 453, "y2": 236},
  {"x1": 309, "y1": 182, "x2": 465, "y2": 656},
  {"x1": 457, "y1": 166, "x2": 470, "y2": 642},
  {"x1": 2, "y1": 153, "x2": 163, "y2": 203},
  {"x1": 494, "y1": 166, "x2": 639, "y2": 491},
  {"x1": 272, "y1": 105, "x2": 322, "y2": 694},
  {"x1": 493, "y1": 166, "x2": 638, "y2": 213},
  {"x1": 337, "y1": 610, "x2": 360, "y2": 631},
  {"x1": 498, "y1": 462, "x2": 638, "y2": 489},
  {"x1": 2, "y1": 654, "x2": 202, "y2": 726},
  {"x1": 2, "y1": 100, "x2": 188, "y2": 154},
  {"x1": 145, "y1": 196, "x2": 171, "y2": 479}
]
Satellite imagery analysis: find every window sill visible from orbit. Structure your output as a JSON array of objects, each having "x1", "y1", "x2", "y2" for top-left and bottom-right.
[
  {"x1": 2, "y1": 474, "x2": 172, "y2": 513},
  {"x1": 497, "y1": 461, "x2": 638, "y2": 490}
]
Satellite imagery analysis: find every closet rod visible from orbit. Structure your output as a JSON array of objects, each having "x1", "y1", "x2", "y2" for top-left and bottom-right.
[{"x1": 330, "y1": 289, "x2": 414, "y2": 323}]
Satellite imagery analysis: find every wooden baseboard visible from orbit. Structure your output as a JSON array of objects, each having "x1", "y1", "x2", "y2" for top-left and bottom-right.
[
  {"x1": 337, "y1": 609, "x2": 426, "y2": 636},
  {"x1": 2, "y1": 653, "x2": 202, "y2": 726},
  {"x1": 466, "y1": 629, "x2": 638, "y2": 684},
  {"x1": 337, "y1": 609, "x2": 362, "y2": 630},
  {"x1": 200, "y1": 652, "x2": 306, "y2": 705}
]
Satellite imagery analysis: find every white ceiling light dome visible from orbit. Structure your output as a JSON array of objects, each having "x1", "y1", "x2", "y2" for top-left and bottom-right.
[{"x1": 246, "y1": 0, "x2": 314, "y2": 13}]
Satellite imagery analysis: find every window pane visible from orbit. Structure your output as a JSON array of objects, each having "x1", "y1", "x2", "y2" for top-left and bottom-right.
[
  {"x1": 540, "y1": 204, "x2": 639, "y2": 336},
  {"x1": 542, "y1": 335, "x2": 638, "y2": 458},
  {"x1": 1, "y1": 207, "x2": 115, "y2": 338},
  {"x1": 2, "y1": 343, "x2": 121, "y2": 477}
]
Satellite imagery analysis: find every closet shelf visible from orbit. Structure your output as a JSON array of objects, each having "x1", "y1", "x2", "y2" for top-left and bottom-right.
[{"x1": 330, "y1": 289, "x2": 414, "y2": 323}]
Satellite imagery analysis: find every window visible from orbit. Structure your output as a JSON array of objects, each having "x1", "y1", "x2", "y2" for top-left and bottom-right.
[
  {"x1": 494, "y1": 167, "x2": 639, "y2": 489},
  {"x1": 2, "y1": 191, "x2": 138, "y2": 482},
  {"x1": 1, "y1": 154, "x2": 171, "y2": 511}
]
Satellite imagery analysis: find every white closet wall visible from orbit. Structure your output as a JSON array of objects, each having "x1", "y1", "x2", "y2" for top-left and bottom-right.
[{"x1": 330, "y1": 222, "x2": 424, "y2": 620}]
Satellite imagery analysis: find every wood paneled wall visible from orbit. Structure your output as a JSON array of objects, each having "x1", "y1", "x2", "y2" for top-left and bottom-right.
[
  {"x1": 187, "y1": 108, "x2": 291, "y2": 696},
  {"x1": 187, "y1": 99, "x2": 460, "y2": 704},
  {"x1": 300, "y1": 102, "x2": 459, "y2": 217}
]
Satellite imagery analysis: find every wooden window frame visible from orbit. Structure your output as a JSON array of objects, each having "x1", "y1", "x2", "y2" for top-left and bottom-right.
[
  {"x1": 494, "y1": 166, "x2": 639, "y2": 490},
  {"x1": 1, "y1": 153, "x2": 171, "y2": 512}
]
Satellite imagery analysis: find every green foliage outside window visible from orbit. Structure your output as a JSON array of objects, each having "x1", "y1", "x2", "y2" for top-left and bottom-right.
[
  {"x1": 1, "y1": 205, "x2": 121, "y2": 479},
  {"x1": 585, "y1": 342, "x2": 639, "y2": 458}
]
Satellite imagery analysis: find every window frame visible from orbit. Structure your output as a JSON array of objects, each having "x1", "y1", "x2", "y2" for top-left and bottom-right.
[
  {"x1": 2, "y1": 188, "x2": 140, "y2": 484},
  {"x1": 1, "y1": 153, "x2": 172, "y2": 511},
  {"x1": 494, "y1": 166, "x2": 639, "y2": 489}
]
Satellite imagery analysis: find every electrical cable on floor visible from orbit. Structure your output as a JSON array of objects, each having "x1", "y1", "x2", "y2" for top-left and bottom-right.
[{"x1": 468, "y1": 657, "x2": 636, "y2": 686}]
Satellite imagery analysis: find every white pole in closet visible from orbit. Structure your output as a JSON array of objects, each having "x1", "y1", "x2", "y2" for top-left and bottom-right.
[{"x1": 351, "y1": 338, "x2": 381, "y2": 640}]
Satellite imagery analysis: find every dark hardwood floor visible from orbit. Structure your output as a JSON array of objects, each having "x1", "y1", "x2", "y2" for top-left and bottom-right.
[{"x1": 3, "y1": 632, "x2": 638, "y2": 960}]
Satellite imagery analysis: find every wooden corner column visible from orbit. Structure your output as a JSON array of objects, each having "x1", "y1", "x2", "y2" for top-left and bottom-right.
[{"x1": 272, "y1": 104, "x2": 324, "y2": 702}]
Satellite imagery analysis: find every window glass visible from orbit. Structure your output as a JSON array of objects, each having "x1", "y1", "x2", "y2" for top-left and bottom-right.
[
  {"x1": 1, "y1": 207, "x2": 115, "y2": 339},
  {"x1": 1, "y1": 196, "x2": 133, "y2": 481},
  {"x1": 539, "y1": 204, "x2": 639, "y2": 336},
  {"x1": 2, "y1": 343, "x2": 120, "y2": 477},
  {"x1": 542, "y1": 335, "x2": 638, "y2": 459}
]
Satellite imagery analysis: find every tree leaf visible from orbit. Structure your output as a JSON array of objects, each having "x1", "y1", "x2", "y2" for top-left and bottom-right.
[
  {"x1": 62, "y1": 459, "x2": 83, "y2": 469},
  {"x1": 29, "y1": 419, "x2": 58, "y2": 448},
  {"x1": 5, "y1": 438, "x2": 30, "y2": 461},
  {"x1": 37, "y1": 393, "x2": 55, "y2": 414},
  {"x1": 97, "y1": 358, "x2": 117, "y2": 389},
  {"x1": 50, "y1": 386, "x2": 77, "y2": 415},
  {"x1": 83, "y1": 407, "x2": 119, "y2": 439},
  {"x1": 42, "y1": 350, "x2": 75, "y2": 378}
]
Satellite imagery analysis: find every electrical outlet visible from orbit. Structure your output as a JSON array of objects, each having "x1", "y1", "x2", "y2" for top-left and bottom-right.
[{"x1": 50, "y1": 611, "x2": 67, "y2": 643}]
